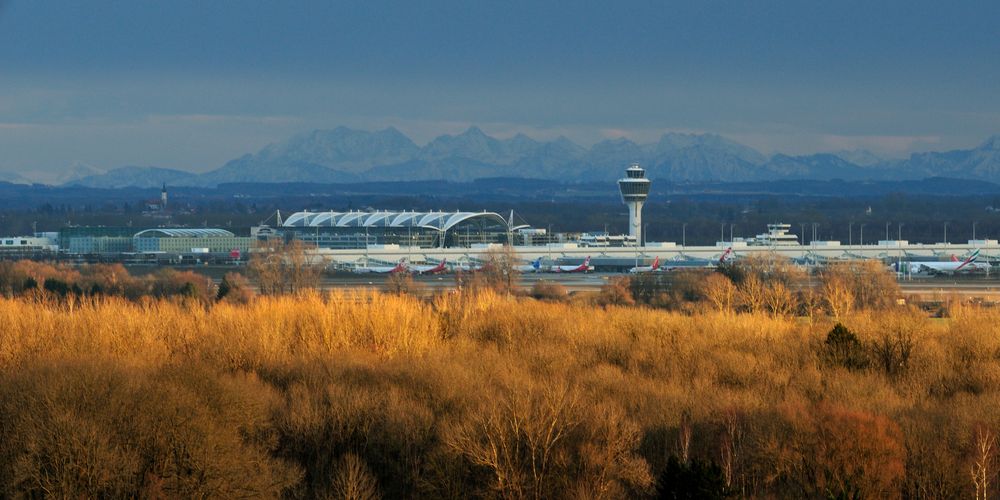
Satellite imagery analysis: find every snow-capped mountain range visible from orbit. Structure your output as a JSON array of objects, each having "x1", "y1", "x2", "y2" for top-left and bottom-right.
[{"x1": 5, "y1": 127, "x2": 1000, "y2": 188}]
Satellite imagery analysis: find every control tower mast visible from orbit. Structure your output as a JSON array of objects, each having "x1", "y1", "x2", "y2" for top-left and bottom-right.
[{"x1": 617, "y1": 163, "x2": 651, "y2": 246}]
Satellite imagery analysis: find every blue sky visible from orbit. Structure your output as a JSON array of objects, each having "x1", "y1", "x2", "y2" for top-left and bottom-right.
[{"x1": 1, "y1": 0, "x2": 998, "y2": 176}]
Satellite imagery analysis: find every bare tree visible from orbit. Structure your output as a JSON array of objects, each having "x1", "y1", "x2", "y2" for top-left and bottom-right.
[
  {"x1": 720, "y1": 408, "x2": 746, "y2": 494},
  {"x1": 870, "y1": 313, "x2": 922, "y2": 378},
  {"x1": 448, "y1": 382, "x2": 581, "y2": 499},
  {"x1": 677, "y1": 410, "x2": 693, "y2": 466},
  {"x1": 799, "y1": 287, "x2": 822, "y2": 325},
  {"x1": 822, "y1": 276, "x2": 855, "y2": 319},
  {"x1": 248, "y1": 238, "x2": 322, "y2": 295},
  {"x1": 329, "y1": 453, "x2": 381, "y2": 500},
  {"x1": 763, "y1": 281, "x2": 797, "y2": 317},
  {"x1": 971, "y1": 425, "x2": 996, "y2": 500},
  {"x1": 821, "y1": 261, "x2": 900, "y2": 312},
  {"x1": 737, "y1": 274, "x2": 766, "y2": 313},
  {"x1": 385, "y1": 271, "x2": 423, "y2": 296},
  {"x1": 701, "y1": 273, "x2": 736, "y2": 313},
  {"x1": 480, "y1": 246, "x2": 520, "y2": 295}
]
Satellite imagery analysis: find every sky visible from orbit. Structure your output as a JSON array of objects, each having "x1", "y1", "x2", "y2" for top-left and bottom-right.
[{"x1": 1, "y1": 0, "x2": 998, "y2": 178}]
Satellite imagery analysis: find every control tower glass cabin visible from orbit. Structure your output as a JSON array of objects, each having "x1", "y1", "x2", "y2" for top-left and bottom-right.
[{"x1": 618, "y1": 163, "x2": 651, "y2": 246}]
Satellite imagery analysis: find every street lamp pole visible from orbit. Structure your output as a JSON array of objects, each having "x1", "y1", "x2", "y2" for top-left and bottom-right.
[
  {"x1": 860, "y1": 224, "x2": 865, "y2": 246},
  {"x1": 682, "y1": 223, "x2": 687, "y2": 247},
  {"x1": 885, "y1": 221, "x2": 890, "y2": 241},
  {"x1": 898, "y1": 222, "x2": 904, "y2": 241},
  {"x1": 943, "y1": 221, "x2": 949, "y2": 244},
  {"x1": 849, "y1": 222, "x2": 853, "y2": 246}
]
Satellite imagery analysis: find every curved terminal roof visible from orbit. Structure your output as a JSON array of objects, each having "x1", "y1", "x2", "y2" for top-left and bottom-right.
[
  {"x1": 282, "y1": 210, "x2": 510, "y2": 232},
  {"x1": 133, "y1": 228, "x2": 236, "y2": 238}
]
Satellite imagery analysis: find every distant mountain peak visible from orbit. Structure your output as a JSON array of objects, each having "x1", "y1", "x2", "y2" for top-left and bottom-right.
[
  {"x1": 980, "y1": 135, "x2": 1000, "y2": 150},
  {"x1": 832, "y1": 149, "x2": 883, "y2": 167},
  {"x1": 459, "y1": 125, "x2": 487, "y2": 137}
]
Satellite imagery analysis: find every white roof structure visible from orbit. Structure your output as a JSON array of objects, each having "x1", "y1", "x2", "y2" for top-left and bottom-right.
[
  {"x1": 282, "y1": 210, "x2": 510, "y2": 232},
  {"x1": 133, "y1": 228, "x2": 236, "y2": 238}
]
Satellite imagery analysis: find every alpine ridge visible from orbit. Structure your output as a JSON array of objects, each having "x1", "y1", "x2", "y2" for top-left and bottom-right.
[{"x1": 58, "y1": 128, "x2": 1000, "y2": 188}]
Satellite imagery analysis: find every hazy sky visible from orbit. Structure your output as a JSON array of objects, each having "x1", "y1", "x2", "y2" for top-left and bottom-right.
[{"x1": 1, "y1": 0, "x2": 998, "y2": 176}]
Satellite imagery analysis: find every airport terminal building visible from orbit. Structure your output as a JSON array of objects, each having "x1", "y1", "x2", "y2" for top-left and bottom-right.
[
  {"x1": 281, "y1": 210, "x2": 523, "y2": 249},
  {"x1": 50, "y1": 226, "x2": 255, "y2": 261},
  {"x1": 132, "y1": 228, "x2": 251, "y2": 255}
]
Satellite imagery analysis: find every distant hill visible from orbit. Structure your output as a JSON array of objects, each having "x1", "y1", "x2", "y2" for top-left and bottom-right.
[
  {"x1": 56, "y1": 128, "x2": 1000, "y2": 188},
  {"x1": 69, "y1": 166, "x2": 197, "y2": 189},
  {"x1": 0, "y1": 171, "x2": 31, "y2": 185}
]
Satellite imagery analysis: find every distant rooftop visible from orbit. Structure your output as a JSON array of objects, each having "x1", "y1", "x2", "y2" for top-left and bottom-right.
[{"x1": 133, "y1": 228, "x2": 235, "y2": 238}]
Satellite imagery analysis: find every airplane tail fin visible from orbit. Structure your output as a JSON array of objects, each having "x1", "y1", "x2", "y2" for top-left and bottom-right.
[
  {"x1": 955, "y1": 249, "x2": 981, "y2": 270},
  {"x1": 719, "y1": 247, "x2": 733, "y2": 263},
  {"x1": 652, "y1": 256, "x2": 660, "y2": 270}
]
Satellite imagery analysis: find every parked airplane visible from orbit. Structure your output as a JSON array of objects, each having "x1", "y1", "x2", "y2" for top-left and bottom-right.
[
  {"x1": 353, "y1": 259, "x2": 408, "y2": 274},
  {"x1": 652, "y1": 248, "x2": 735, "y2": 272},
  {"x1": 904, "y1": 249, "x2": 989, "y2": 275},
  {"x1": 410, "y1": 258, "x2": 448, "y2": 275},
  {"x1": 629, "y1": 256, "x2": 661, "y2": 273},
  {"x1": 555, "y1": 256, "x2": 592, "y2": 273},
  {"x1": 452, "y1": 260, "x2": 482, "y2": 272},
  {"x1": 516, "y1": 257, "x2": 544, "y2": 273}
]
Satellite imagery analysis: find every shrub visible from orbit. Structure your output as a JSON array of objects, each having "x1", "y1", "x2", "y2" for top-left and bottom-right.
[
  {"x1": 217, "y1": 272, "x2": 255, "y2": 304},
  {"x1": 530, "y1": 280, "x2": 568, "y2": 301},
  {"x1": 43, "y1": 278, "x2": 71, "y2": 297},
  {"x1": 630, "y1": 273, "x2": 668, "y2": 305},
  {"x1": 824, "y1": 323, "x2": 869, "y2": 370},
  {"x1": 386, "y1": 271, "x2": 424, "y2": 295},
  {"x1": 597, "y1": 277, "x2": 635, "y2": 306},
  {"x1": 147, "y1": 269, "x2": 214, "y2": 303}
]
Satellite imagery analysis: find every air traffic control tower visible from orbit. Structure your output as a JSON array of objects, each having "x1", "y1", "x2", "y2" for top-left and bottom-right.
[{"x1": 618, "y1": 163, "x2": 651, "y2": 246}]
